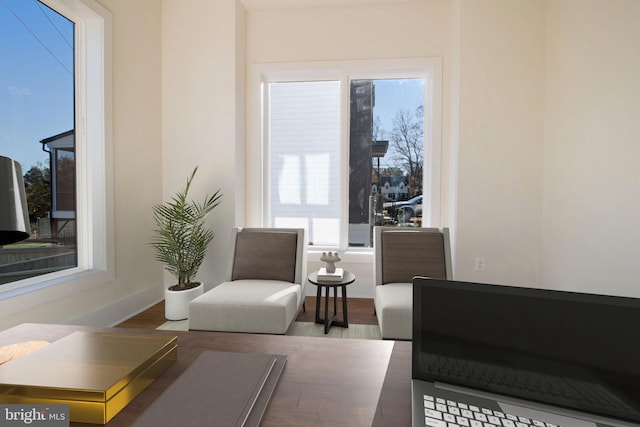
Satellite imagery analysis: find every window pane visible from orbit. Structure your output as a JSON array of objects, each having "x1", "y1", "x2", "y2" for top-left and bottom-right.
[
  {"x1": 348, "y1": 78, "x2": 425, "y2": 248},
  {"x1": 269, "y1": 81, "x2": 341, "y2": 246},
  {"x1": 0, "y1": 0, "x2": 77, "y2": 284}
]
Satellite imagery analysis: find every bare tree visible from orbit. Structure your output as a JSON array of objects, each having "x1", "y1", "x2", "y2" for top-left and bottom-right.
[{"x1": 390, "y1": 105, "x2": 423, "y2": 198}]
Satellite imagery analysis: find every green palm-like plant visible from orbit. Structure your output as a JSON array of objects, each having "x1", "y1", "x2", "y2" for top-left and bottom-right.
[{"x1": 151, "y1": 167, "x2": 222, "y2": 291}]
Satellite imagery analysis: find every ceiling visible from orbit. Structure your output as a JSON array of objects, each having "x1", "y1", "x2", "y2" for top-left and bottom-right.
[{"x1": 240, "y1": 0, "x2": 424, "y2": 11}]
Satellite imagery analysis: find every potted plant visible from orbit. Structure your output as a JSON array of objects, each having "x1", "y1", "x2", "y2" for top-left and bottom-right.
[{"x1": 151, "y1": 166, "x2": 222, "y2": 320}]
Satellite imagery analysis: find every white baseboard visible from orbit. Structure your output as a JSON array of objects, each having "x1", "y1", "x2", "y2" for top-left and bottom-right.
[{"x1": 69, "y1": 286, "x2": 163, "y2": 327}]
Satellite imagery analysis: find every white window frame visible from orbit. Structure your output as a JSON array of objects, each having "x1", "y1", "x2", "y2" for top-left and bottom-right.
[
  {"x1": 0, "y1": 0, "x2": 114, "y2": 300},
  {"x1": 247, "y1": 58, "x2": 442, "y2": 253}
]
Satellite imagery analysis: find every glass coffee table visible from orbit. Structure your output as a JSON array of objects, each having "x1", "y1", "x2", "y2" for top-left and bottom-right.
[{"x1": 307, "y1": 271, "x2": 356, "y2": 334}]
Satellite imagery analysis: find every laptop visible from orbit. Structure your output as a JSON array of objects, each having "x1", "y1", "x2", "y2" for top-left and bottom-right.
[{"x1": 411, "y1": 278, "x2": 640, "y2": 427}]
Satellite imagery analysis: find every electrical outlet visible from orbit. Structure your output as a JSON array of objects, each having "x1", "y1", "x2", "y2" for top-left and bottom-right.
[{"x1": 474, "y1": 257, "x2": 485, "y2": 272}]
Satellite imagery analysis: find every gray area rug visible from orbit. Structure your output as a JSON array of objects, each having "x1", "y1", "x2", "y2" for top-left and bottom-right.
[{"x1": 157, "y1": 320, "x2": 382, "y2": 340}]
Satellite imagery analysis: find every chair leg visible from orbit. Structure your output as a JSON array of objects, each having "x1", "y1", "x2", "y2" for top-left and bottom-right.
[{"x1": 303, "y1": 299, "x2": 306, "y2": 313}]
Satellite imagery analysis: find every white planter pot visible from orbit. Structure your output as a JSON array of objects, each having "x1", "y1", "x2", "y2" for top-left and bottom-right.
[{"x1": 164, "y1": 283, "x2": 204, "y2": 321}]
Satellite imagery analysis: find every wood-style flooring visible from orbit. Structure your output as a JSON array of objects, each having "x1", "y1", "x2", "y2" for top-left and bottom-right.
[{"x1": 115, "y1": 297, "x2": 378, "y2": 329}]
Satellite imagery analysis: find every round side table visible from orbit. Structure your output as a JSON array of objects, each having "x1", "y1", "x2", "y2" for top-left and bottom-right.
[{"x1": 307, "y1": 271, "x2": 356, "y2": 334}]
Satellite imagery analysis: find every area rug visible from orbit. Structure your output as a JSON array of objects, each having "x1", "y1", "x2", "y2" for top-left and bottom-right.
[{"x1": 157, "y1": 320, "x2": 382, "y2": 340}]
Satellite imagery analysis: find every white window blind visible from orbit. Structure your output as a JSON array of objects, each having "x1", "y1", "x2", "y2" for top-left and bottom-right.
[{"x1": 268, "y1": 81, "x2": 341, "y2": 246}]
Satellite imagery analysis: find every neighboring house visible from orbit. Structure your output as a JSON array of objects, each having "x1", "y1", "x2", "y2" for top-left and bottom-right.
[
  {"x1": 373, "y1": 176, "x2": 409, "y2": 202},
  {"x1": 40, "y1": 130, "x2": 76, "y2": 242}
]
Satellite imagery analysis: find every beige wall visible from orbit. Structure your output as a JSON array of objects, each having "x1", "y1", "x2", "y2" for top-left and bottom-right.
[
  {"x1": 453, "y1": 0, "x2": 545, "y2": 286},
  {"x1": 161, "y1": 0, "x2": 245, "y2": 291},
  {"x1": 542, "y1": 0, "x2": 640, "y2": 297},
  {"x1": 246, "y1": 0, "x2": 451, "y2": 63},
  {"x1": 454, "y1": 0, "x2": 640, "y2": 298}
]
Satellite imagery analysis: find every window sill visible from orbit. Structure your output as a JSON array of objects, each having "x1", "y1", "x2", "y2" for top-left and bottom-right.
[
  {"x1": 308, "y1": 249, "x2": 373, "y2": 264},
  {"x1": 0, "y1": 267, "x2": 114, "y2": 302}
]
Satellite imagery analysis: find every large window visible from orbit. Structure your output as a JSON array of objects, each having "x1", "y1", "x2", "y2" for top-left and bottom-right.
[
  {"x1": 260, "y1": 59, "x2": 442, "y2": 250},
  {"x1": 0, "y1": 0, "x2": 112, "y2": 296}
]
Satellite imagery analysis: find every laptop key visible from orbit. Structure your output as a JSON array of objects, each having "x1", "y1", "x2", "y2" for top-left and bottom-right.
[
  {"x1": 474, "y1": 413, "x2": 488, "y2": 422},
  {"x1": 425, "y1": 401, "x2": 436, "y2": 410},
  {"x1": 444, "y1": 414, "x2": 456, "y2": 423},
  {"x1": 456, "y1": 416, "x2": 470, "y2": 426},
  {"x1": 501, "y1": 420, "x2": 516, "y2": 427},
  {"x1": 471, "y1": 421, "x2": 483, "y2": 427},
  {"x1": 425, "y1": 409, "x2": 443, "y2": 419},
  {"x1": 425, "y1": 417, "x2": 447, "y2": 427},
  {"x1": 462, "y1": 409, "x2": 474, "y2": 418}
]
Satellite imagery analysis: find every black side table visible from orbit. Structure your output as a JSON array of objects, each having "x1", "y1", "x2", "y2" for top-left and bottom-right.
[{"x1": 307, "y1": 271, "x2": 356, "y2": 334}]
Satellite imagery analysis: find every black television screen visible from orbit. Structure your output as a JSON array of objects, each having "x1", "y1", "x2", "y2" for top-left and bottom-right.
[{"x1": 412, "y1": 278, "x2": 640, "y2": 424}]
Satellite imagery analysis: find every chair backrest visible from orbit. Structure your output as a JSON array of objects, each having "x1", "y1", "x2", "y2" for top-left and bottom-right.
[
  {"x1": 227, "y1": 227, "x2": 307, "y2": 285},
  {"x1": 373, "y1": 226, "x2": 452, "y2": 285}
]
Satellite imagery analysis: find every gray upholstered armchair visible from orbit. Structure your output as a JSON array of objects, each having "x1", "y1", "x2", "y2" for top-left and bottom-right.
[
  {"x1": 189, "y1": 227, "x2": 307, "y2": 334},
  {"x1": 373, "y1": 226, "x2": 452, "y2": 340}
]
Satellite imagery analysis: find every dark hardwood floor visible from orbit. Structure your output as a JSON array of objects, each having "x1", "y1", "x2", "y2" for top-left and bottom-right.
[
  {"x1": 295, "y1": 297, "x2": 377, "y2": 325},
  {"x1": 115, "y1": 296, "x2": 378, "y2": 329}
]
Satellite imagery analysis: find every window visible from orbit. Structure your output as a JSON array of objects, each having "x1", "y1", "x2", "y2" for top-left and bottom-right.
[
  {"x1": 0, "y1": 0, "x2": 112, "y2": 297},
  {"x1": 258, "y1": 59, "x2": 442, "y2": 250}
]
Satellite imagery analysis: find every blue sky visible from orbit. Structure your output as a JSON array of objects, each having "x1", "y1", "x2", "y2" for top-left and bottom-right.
[
  {"x1": 373, "y1": 78, "x2": 424, "y2": 132},
  {"x1": 372, "y1": 78, "x2": 425, "y2": 169},
  {"x1": 0, "y1": 0, "x2": 74, "y2": 171}
]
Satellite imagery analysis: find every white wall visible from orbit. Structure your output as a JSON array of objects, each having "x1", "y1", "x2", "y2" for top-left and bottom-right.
[
  {"x1": 162, "y1": 0, "x2": 245, "y2": 291},
  {"x1": 452, "y1": 0, "x2": 545, "y2": 287},
  {"x1": 542, "y1": 0, "x2": 640, "y2": 298},
  {"x1": 453, "y1": 0, "x2": 640, "y2": 299}
]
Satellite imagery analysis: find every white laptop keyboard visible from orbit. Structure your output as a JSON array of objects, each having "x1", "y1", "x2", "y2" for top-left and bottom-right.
[{"x1": 423, "y1": 394, "x2": 564, "y2": 427}]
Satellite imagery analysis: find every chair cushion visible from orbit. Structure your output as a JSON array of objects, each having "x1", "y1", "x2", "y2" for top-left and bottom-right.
[
  {"x1": 374, "y1": 282, "x2": 412, "y2": 340},
  {"x1": 381, "y1": 231, "x2": 446, "y2": 284},
  {"x1": 189, "y1": 280, "x2": 301, "y2": 334},
  {"x1": 231, "y1": 231, "x2": 298, "y2": 282}
]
